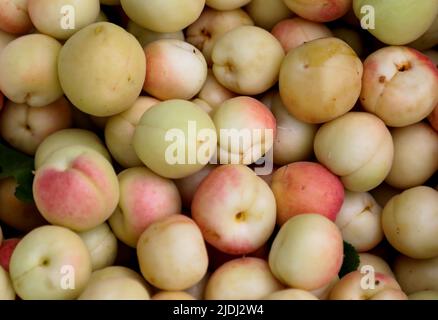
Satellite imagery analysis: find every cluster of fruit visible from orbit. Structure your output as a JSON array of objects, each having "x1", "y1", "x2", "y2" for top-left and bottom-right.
[{"x1": 0, "y1": 0, "x2": 437, "y2": 301}]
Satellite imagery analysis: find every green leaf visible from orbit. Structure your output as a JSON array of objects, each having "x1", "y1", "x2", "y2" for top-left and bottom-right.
[
  {"x1": 0, "y1": 142, "x2": 35, "y2": 203},
  {"x1": 339, "y1": 241, "x2": 360, "y2": 278}
]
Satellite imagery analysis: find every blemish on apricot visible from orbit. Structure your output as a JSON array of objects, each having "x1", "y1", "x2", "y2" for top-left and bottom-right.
[{"x1": 379, "y1": 76, "x2": 386, "y2": 83}]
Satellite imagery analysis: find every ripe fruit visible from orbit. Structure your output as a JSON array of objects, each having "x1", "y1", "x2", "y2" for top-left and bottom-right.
[
  {"x1": 271, "y1": 162, "x2": 345, "y2": 225},
  {"x1": 360, "y1": 46, "x2": 438, "y2": 127},
  {"x1": 394, "y1": 255, "x2": 438, "y2": 294},
  {"x1": 385, "y1": 123, "x2": 438, "y2": 189},
  {"x1": 279, "y1": 37, "x2": 363, "y2": 124},
  {"x1": 35, "y1": 128, "x2": 111, "y2": 169},
  {"x1": 192, "y1": 164, "x2": 276, "y2": 255},
  {"x1": 269, "y1": 214, "x2": 344, "y2": 290},
  {"x1": 272, "y1": 18, "x2": 333, "y2": 53},
  {"x1": 133, "y1": 99, "x2": 217, "y2": 179},
  {"x1": 78, "y1": 223, "x2": 118, "y2": 271},
  {"x1": 283, "y1": 0, "x2": 352, "y2": 22},
  {"x1": 137, "y1": 215, "x2": 209, "y2": 291},
  {"x1": 78, "y1": 266, "x2": 150, "y2": 300},
  {"x1": 335, "y1": 191, "x2": 383, "y2": 252},
  {"x1": 205, "y1": 257, "x2": 283, "y2": 300},
  {"x1": 212, "y1": 26, "x2": 285, "y2": 95},
  {"x1": 329, "y1": 271, "x2": 406, "y2": 300},
  {"x1": 314, "y1": 112, "x2": 394, "y2": 192},
  {"x1": 353, "y1": 0, "x2": 438, "y2": 45},
  {"x1": 120, "y1": 0, "x2": 205, "y2": 33},
  {"x1": 28, "y1": 0, "x2": 100, "y2": 40},
  {"x1": 213, "y1": 96, "x2": 276, "y2": 165},
  {"x1": 0, "y1": 34, "x2": 63, "y2": 107},
  {"x1": 143, "y1": 39, "x2": 207, "y2": 100},
  {"x1": 9, "y1": 225, "x2": 92, "y2": 300},
  {"x1": 245, "y1": 0, "x2": 293, "y2": 31},
  {"x1": 109, "y1": 167, "x2": 181, "y2": 247},
  {"x1": 104, "y1": 96, "x2": 159, "y2": 168},
  {"x1": 0, "y1": 98, "x2": 72, "y2": 155},
  {"x1": 58, "y1": 22, "x2": 146, "y2": 116},
  {"x1": 0, "y1": 0, "x2": 33, "y2": 34},
  {"x1": 33, "y1": 146, "x2": 120, "y2": 231},
  {"x1": 187, "y1": 8, "x2": 253, "y2": 66},
  {"x1": 382, "y1": 186, "x2": 438, "y2": 259}
]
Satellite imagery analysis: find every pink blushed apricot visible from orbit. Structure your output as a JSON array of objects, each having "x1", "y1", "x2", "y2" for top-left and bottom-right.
[{"x1": 271, "y1": 162, "x2": 344, "y2": 225}]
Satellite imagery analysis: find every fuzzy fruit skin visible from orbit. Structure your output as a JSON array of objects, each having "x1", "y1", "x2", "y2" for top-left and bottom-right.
[
  {"x1": 109, "y1": 167, "x2": 181, "y2": 247},
  {"x1": 186, "y1": 7, "x2": 254, "y2": 65},
  {"x1": 385, "y1": 123, "x2": 438, "y2": 189},
  {"x1": 283, "y1": 0, "x2": 352, "y2": 23},
  {"x1": 137, "y1": 215, "x2": 209, "y2": 291},
  {"x1": 271, "y1": 162, "x2": 344, "y2": 225},
  {"x1": 192, "y1": 164, "x2": 276, "y2": 255},
  {"x1": 314, "y1": 112, "x2": 394, "y2": 192},
  {"x1": 78, "y1": 266, "x2": 150, "y2": 300},
  {"x1": 329, "y1": 271, "x2": 406, "y2": 300},
  {"x1": 335, "y1": 191, "x2": 383, "y2": 252},
  {"x1": 0, "y1": 265, "x2": 15, "y2": 300},
  {"x1": 206, "y1": 0, "x2": 251, "y2": 11},
  {"x1": 382, "y1": 186, "x2": 438, "y2": 259},
  {"x1": 78, "y1": 223, "x2": 118, "y2": 271},
  {"x1": 394, "y1": 255, "x2": 438, "y2": 295},
  {"x1": 0, "y1": 98, "x2": 72, "y2": 155},
  {"x1": 9, "y1": 225, "x2": 92, "y2": 300},
  {"x1": 360, "y1": 46, "x2": 438, "y2": 127},
  {"x1": 133, "y1": 99, "x2": 217, "y2": 179},
  {"x1": 279, "y1": 37, "x2": 363, "y2": 124},
  {"x1": 245, "y1": 0, "x2": 293, "y2": 31},
  {"x1": 358, "y1": 253, "x2": 394, "y2": 278},
  {"x1": 58, "y1": 22, "x2": 146, "y2": 117},
  {"x1": 269, "y1": 214, "x2": 344, "y2": 290},
  {"x1": 212, "y1": 26, "x2": 285, "y2": 95},
  {"x1": 127, "y1": 20, "x2": 184, "y2": 48},
  {"x1": 28, "y1": 0, "x2": 100, "y2": 40},
  {"x1": 0, "y1": 0, "x2": 33, "y2": 34},
  {"x1": 213, "y1": 96, "x2": 277, "y2": 165},
  {"x1": 33, "y1": 146, "x2": 120, "y2": 232},
  {"x1": 120, "y1": 0, "x2": 205, "y2": 33},
  {"x1": 105, "y1": 96, "x2": 159, "y2": 168},
  {"x1": 143, "y1": 39, "x2": 207, "y2": 101},
  {"x1": 271, "y1": 17, "x2": 333, "y2": 53},
  {"x1": 353, "y1": 0, "x2": 438, "y2": 45},
  {"x1": 0, "y1": 34, "x2": 63, "y2": 107},
  {"x1": 204, "y1": 257, "x2": 283, "y2": 300},
  {"x1": 34, "y1": 128, "x2": 111, "y2": 170}
]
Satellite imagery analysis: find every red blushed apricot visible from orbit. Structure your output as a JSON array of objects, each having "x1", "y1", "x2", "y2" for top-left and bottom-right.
[
  {"x1": 109, "y1": 167, "x2": 181, "y2": 247},
  {"x1": 429, "y1": 106, "x2": 438, "y2": 131},
  {"x1": 0, "y1": 92, "x2": 3, "y2": 110},
  {"x1": 271, "y1": 18, "x2": 332, "y2": 53},
  {"x1": 192, "y1": 165, "x2": 276, "y2": 255},
  {"x1": 143, "y1": 39, "x2": 207, "y2": 100},
  {"x1": 271, "y1": 162, "x2": 344, "y2": 225},
  {"x1": 283, "y1": 0, "x2": 351, "y2": 23},
  {"x1": 0, "y1": 0, "x2": 33, "y2": 34},
  {"x1": 33, "y1": 146, "x2": 119, "y2": 232},
  {"x1": 0, "y1": 238, "x2": 20, "y2": 271}
]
